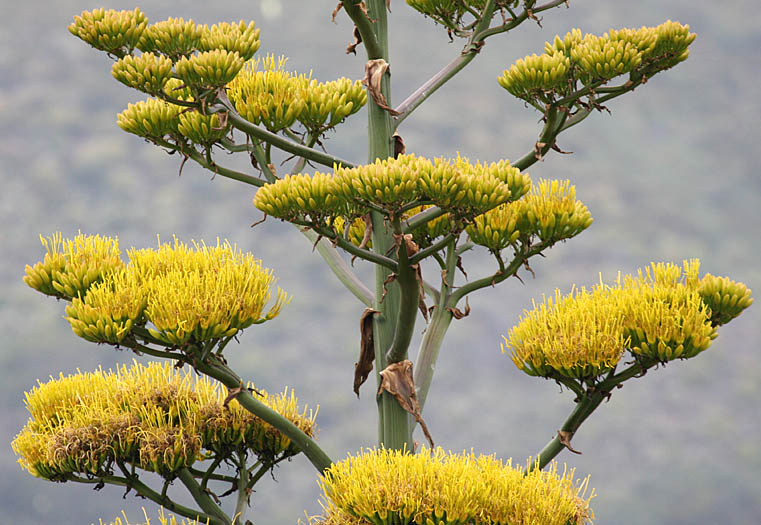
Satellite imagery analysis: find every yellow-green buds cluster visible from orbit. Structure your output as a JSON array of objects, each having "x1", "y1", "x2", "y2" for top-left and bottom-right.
[
  {"x1": 571, "y1": 34, "x2": 643, "y2": 83},
  {"x1": 137, "y1": 17, "x2": 204, "y2": 60},
  {"x1": 12, "y1": 361, "x2": 316, "y2": 480},
  {"x1": 228, "y1": 56, "x2": 308, "y2": 132},
  {"x1": 117, "y1": 98, "x2": 182, "y2": 141},
  {"x1": 175, "y1": 49, "x2": 244, "y2": 89},
  {"x1": 500, "y1": 21, "x2": 696, "y2": 103},
  {"x1": 254, "y1": 154, "x2": 531, "y2": 242},
  {"x1": 312, "y1": 447, "x2": 594, "y2": 525},
  {"x1": 498, "y1": 52, "x2": 571, "y2": 101},
  {"x1": 228, "y1": 55, "x2": 366, "y2": 133},
  {"x1": 254, "y1": 171, "x2": 344, "y2": 223},
  {"x1": 300, "y1": 78, "x2": 367, "y2": 131},
  {"x1": 200, "y1": 21, "x2": 261, "y2": 61},
  {"x1": 641, "y1": 20, "x2": 696, "y2": 71},
  {"x1": 25, "y1": 233, "x2": 286, "y2": 347},
  {"x1": 69, "y1": 8, "x2": 148, "y2": 57},
  {"x1": 467, "y1": 179, "x2": 592, "y2": 253},
  {"x1": 505, "y1": 260, "x2": 751, "y2": 380},
  {"x1": 332, "y1": 216, "x2": 370, "y2": 248},
  {"x1": 698, "y1": 274, "x2": 753, "y2": 326},
  {"x1": 177, "y1": 110, "x2": 228, "y2": 145},
  {"x1": 23, "y1": 232, "x2": 124, "y2": 300},
  {"x1": 111, "y1": 52, "x2": 173, "y2": 95},
  {"x1": 65, "y1": 269, "x2": 146, "y2": 344}
]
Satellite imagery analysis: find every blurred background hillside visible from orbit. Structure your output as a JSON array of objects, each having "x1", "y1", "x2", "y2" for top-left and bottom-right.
[{"x1": 1, "y1": 1, "x2": 759, "y2": 523}]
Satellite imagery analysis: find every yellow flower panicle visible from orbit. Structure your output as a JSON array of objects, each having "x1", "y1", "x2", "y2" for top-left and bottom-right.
[
  {"x1": 505, "y1": 261, "x2": 751, "y2": 380},
  {"x1": 117, "y1": 98, "x2": 182, "y2": 140},
  {"x1": 68, "y1": 8, "x2": 148, "y2": 57},
  {"x1": 13, "y1": 361, "x2": 316, "y2": 480},
  {"x1": 498, "y1": 51, "x2": 571, "y2": 100},
  {"x1": 175, "y1": 49, "x2": 244, "y2": 89},
  {"x1": 25, "y1": 233, "x2": 286, "y2": 347},
  {"x1": 468, "y1": 178, "x2": 591, "y2": 253},
  {"x1": 299, "y1": 78, "x2": 367, "y2": 131},
  {"x1": 177, "y1": 110, "x2": 228, "y2": 145},
  {"x1": 23, "y1": 232, "x2": 124, "y2": 300},
  {"x1": 505, "y1": 287, "x2": 627, "y2": 379},
  {"x1": 312, "y1": 447, "x2": 594, "y2": 525},
  {"x1": 200, "y1": 20, "x2": 261, "y2": 61},
  {"x1": 228, "y1": 55, "x2": 367, "y2": 133},
  {"x1": 128, "y1": 238, "x2": 288, "y2": 346},
  {"x1": 254, "y1": 171, "x2": 345, "y2": 223},
  {"x1": 501, "y1": 21, "x2": 696, "y2": 102},
  {"x1": 137, "y1": 17, "x2": 204, "y2": 60},
  {"x1": 65, "y1": 269, "x2": 146, "y2": 344},
  {"x1": 518, "y1": 179, "x2": 593, "y2": 244},
  {"x1": 111, "y1": 53, "x2": 173, "y2": 95},
  {"x1": 335, "y1": 154, "x2": 430, "y2": 210},
  {"x1": 698, "y1": 273, "x2": 753, "y2": 327},
  {"x1": 228, "y1": 55, "x2": 309, "y2": 132}
]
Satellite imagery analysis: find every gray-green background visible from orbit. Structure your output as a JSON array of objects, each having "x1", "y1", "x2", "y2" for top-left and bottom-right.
[{"x1": 1, "y1": 1, "x2": 759, "y2": 523}]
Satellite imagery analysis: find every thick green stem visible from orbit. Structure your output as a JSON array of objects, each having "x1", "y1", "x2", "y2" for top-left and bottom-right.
[
  {"x1": 177, "y1": 468, "x2": 232, "y2": 524},
  {"x1": 363, "y1": 0, "x2": 413, "y2": 451},
  {"x1": 233, "y1": 451, "x2": 249, "y2": 524},
  {"x1": 385, "y1": 230, "x2": 421, "y2": 364},
  {"x1": 512, "y1": 107, "x2": 567, "y2": 172},
  {"x1": 301, "y1": 228, "x2": 374, "y2": 307},
  {"x1": 414, "y1": 239, "x2": 457, "y2": 412},
  {"x1": 195, "y1": 359, "x2": 334, "y2": 473}
]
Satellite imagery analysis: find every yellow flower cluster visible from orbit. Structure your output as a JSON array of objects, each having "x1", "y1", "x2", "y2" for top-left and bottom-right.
[
  {"x1": 12, "y1": 361, "x2": 317, "y2": 480},
  {"x1": 175, "y1": 49, "x2": 244, "y2": 89},
  {"x1": 137, "y1": 17, "x2": 204, "y2": 60},
  {"x1": 505, "y1": 261, "x2": 752, "y2": 380},
  {"x1": 499, "y1": 21, "x2": 696, "y2": 103},
  {"x1": 111, "y1": 53, "x2": 173, "y2": 95},
  {"x1": 200, "y1": 20, "x2": 261, "y2": 61},
  {"x1": 25, "y1": 233, "x2": 286, "y2": 346},
  {"x1": 98, "y1": 507, "x2": 208, "y2": 525},
  {"x1": 228, "y1": 55, "x2": 366, "y2": 132},
  {"x1": 467, "y1": 178, "x2": 593, "y2": 252},
  {"x1": 117, "y1": 98, "x2": 182, "y2": 141},
  {"x1": 254, "y1": 154, "x2": 531, "y2": 228},
  {"x1": 311, "y1": 447, "x2": 594, "y2": 525},
  {"x1": 23, "y1": 232, "x2": 124, "y2": 300},
  {"x1": 68, "y1": 8, "x2": 148, "y2": 57},
  {"x1": 177, "y1": 110, "x2": 228, "y2": 145}
]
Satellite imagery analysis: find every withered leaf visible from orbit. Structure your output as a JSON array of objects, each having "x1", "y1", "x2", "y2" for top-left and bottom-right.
[
  {"x1": 392, "y1": 131, "x2": 405, "y2": 158},
  {"x1": 331, "y1": 2, "x2": 343, "y2": 23},
  {"x1": 378, "y1": 360, "x2": 433, "y2": 447},
  {"x1": 557, "y1": 430, "x2": 582, "y2": 455},
  {"x1": 346, "y1": 25, "x2": 362, "y2": 55},
  {"x1": 362, "y1": 59, "x2": 400, "y2": 116},
  {"x1": 447, "y1": 297, "x2": 470, "y2": 319},
  {"x1": 354, "y1": 308, "x2": 379, "y2": 397}
]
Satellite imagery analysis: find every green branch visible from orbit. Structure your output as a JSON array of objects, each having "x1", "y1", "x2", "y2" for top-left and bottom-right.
[
  {"x1": 209, "y1": 94, "x2": 356, "y2": 170},
  {"x1": 385, "y1": 232, "x2": 421, "y2": 363},
  {"x1": 195, "y1": 358, "x2": 334, "y2": 473},
  {"x1": 301, "y1": 228, "x2": 374, "y2": 307},
  {"x1": 511, "y1": 107, "x2": 568, "y2": 171},
  {"x1": 177, "y1": 468, "x2": 231, "y2": 524},
  {"x1": 305, "y1": 223, "x2": 399, "y2": 271}
]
